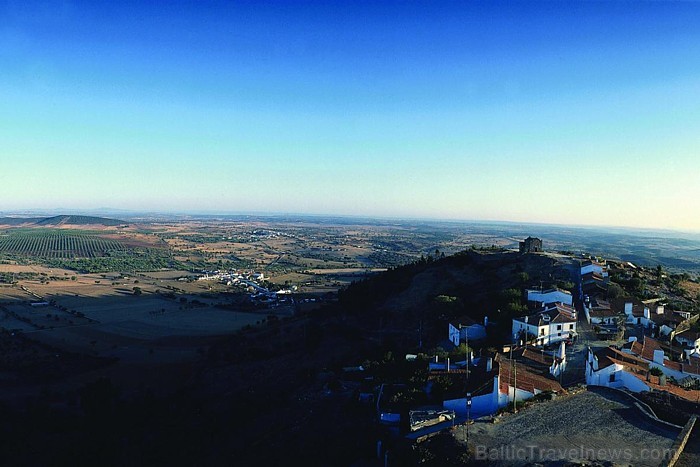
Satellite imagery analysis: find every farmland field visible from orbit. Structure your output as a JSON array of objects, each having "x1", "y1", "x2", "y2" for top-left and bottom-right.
[{"x1": 0, "y1": 229, "x2": 125, "y2": 258}]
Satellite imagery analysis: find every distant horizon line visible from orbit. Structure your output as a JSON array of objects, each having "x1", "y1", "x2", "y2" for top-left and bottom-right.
[{"x1": 2, "y1": 207, "x2": 699, "y2": 237}]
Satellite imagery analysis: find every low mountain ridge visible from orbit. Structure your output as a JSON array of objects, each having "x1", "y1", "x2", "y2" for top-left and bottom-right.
[{"x1": 0, "y1": 215, "x2": 126, "y2": 227}]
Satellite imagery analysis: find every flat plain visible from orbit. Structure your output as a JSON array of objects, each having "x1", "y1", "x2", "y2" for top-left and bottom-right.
[{"x1": 2, "y1": 214, "x2": 700, "y2": 402}]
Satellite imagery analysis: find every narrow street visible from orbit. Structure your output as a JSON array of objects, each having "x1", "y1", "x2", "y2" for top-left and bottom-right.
[
  {"x1": 560, "y1": 259, "x2": 610, "y2": 387},
  {"x1": 561, "y1": 315, "x2": 598, "y2": 386}
]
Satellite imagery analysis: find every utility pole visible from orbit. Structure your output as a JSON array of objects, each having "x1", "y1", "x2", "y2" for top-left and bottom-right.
[
  {"x1": 463, "y1": 325, "x2": 471, "y2": 458},
  {"x1": 466, "y1": 328, "x2": 470, "y2": 384},
  {"x1": 510, "y1": 336, "x2": 514, "y2": 413},
  {"x1": 466, "y1": 392, "x2": 472, "y2": 455},
  {"x1": 513, "y1": 360, "x2": 518, "y2": 414}
]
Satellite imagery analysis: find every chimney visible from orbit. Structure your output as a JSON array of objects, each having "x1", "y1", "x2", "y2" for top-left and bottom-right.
[
  {"x1": 559, "y1": 341, "x2": 566, "y2": 360},
  {"x1": 525, "y1": 316, "x2": 529, "y2": 324},
  {"x1": 486, "y1": 357, "x2": 493, "y2": 372},
  {"x1": 447, "y1": 357, "x2": 450, "y2": 372},
  {"x1": 484, "y1": 316, "x2": 488, "y2": 327},
  {"x1": 653, "y1": 349, "x2": 665, "y2": 365},
  {"x1": 656, "y1": 305, "x2": 664, "y2": 315},
  {"x1": 624, "y1": 302, "x2": 632, "y2": 315},
  {"x1": 644, "y1": 307, "x2": 650, "y2": 320},
  {"x1": 492, "y1": 374, "x2": 500, "y2": 408}
]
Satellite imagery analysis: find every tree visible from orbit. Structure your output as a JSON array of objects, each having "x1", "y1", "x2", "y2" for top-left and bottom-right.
[
  {"x1": 431, "y1": 295, "x2": 463, "y2": 318},
  {"x1": 517, "y1": 272, "x2": 530, "y2": 285},
  {"x1": 449, "y1": 342, "x2": 472, "y2": 359},
  {"x1": 656, "y1": 264, "x2": 663, "y2": 280},
  {"x1": 557, "y1": 281, "x2": 575, "y2": 291},
  {"x1": 607, "y1": 282, "x2": 625, "y2": 299},
  {"x1": 132, "y1": 286, "x2": 142, "y2": 296}
]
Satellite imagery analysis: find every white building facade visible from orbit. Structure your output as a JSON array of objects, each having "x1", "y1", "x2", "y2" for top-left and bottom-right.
[{"x1": 526, "y1": 289, "x2": 573, "y2": 306}]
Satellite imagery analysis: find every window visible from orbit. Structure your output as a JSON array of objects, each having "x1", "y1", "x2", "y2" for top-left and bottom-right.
[
  {"x1": 609, "y1": 373, "x2": 616, "y2": 382},
  {"x1": 569, "y1": 324, "x2": 574, "y2": 330},
  {"x1": 558, "y1": 332, "x2": 561, "y2": 337},
  {"x1": 557, "y1": 324, "x2": 562, "y2": 330},
  {"x1": 540, "y1": 328, "x2": 545, "y2": 336}
]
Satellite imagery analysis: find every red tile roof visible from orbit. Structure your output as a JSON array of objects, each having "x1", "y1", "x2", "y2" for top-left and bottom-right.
[
  {"x1": 514, "y1": 303, "x2": 576, "y2": 327},
  {"x1": 595, "y1": 347, "x2": 649, "y2": 374},
  {"x1": 676, "y1": 330, "x2": 700, "y2": 342},
  {"x1": 626, "y1": 336, "x2": 700, "y2": 375},
  {"x1": 628, "y1": 336, "x2": 664, "y2": 362},
  {"x1": 631, "y1": 373, "x2": 700, "y2": 403},
  {"x1": 610, "y1": 297, "x2": 645, "y2": 317},
  {"x1": 581, "y1": 271, "x2": 605, "y2": 282},
  {"x1": 589, "y1": 307, "x2": 618, "y2": 318},
  {"x1": 650, "y1": 310, "x2": 684, "y2": 325},
  {"x1": 496, "y1": 355, "x2": 564, "y2": 395},
  {"x1": 683, "y1": 359, "x2": 700, "y2": 375},
  {"x1": 520, "y1": 347, "x2": 554, "y2": 366}
]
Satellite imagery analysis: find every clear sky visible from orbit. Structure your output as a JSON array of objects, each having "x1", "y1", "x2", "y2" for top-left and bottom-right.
[{"x1": 1, "y1": 1, "x2": 700, "y2": 231}]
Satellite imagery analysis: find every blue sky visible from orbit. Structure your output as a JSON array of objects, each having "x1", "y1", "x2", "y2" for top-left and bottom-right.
[{"x1": 2, "y1": 1, "x2": 700, "y2": 230}]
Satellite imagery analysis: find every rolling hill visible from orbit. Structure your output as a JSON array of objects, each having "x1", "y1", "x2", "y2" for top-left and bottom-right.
[{"x1": 0, "y1": 215, "x2": 126, "y2": 227}]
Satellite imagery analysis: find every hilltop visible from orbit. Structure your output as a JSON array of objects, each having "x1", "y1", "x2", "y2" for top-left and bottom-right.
[
  {"x1": 337, "y1": 248, "x2": 577, "y2": 344},
  {"x1": 0, "y1": 215, "x2": 126, "y2": 228}
]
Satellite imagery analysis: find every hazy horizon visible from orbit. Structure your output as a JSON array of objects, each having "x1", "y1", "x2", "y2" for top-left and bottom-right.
[
  {"x1": 3, "y1": 1, "x2": 700, "y2": 231},
  {"x1": 3, "y1": 206, "x2": 700, "y2": 237}
]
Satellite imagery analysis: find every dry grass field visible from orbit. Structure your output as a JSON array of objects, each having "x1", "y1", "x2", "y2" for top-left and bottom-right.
[
  {"x1": 0, "y1": 264, "x2": 76, "y2": 275},
  {"x1": 0, "y1": 285, "x2": 34, "y2": 302}
]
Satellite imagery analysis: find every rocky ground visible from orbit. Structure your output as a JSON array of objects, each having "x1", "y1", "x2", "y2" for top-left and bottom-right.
[{"x1": 456, "y1": 387, "x2": 680, "y2": 466}]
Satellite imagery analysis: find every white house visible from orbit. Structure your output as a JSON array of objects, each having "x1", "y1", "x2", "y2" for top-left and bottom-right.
[
  {"x1": 675, "y1": 310, "x2": 692, "y2": 320},
  {"x1": 448, "y1": 316, "x2": 488, "y2": 346},
  {"x1": 512, "y1": 342, "x2": 567, "y2": 378},
  {"x1": 585, "y1": 346, "x2": 651, "y2": 393},
  {"x1": 623, "y1": 336, "x2": 700, "y2": 382},
  {"x1": 440, "y1": 357, "x2": 502, "y2": 419},
  {"x1": 441, "y1": 355, "x2": 563, "y2": 419},
  {"x1": 526, "y1": 288, "x2": 573, "y2": 306},
  {"x1": 584, "y1": 300, "x2": 618, "y2": 325},
  {"x1": 252, "y1": 272, "x2": 265, "y2": 281},
  {"x1": 614, "y1": 298, "x2": 645, "y2": 325},
  {"x1": 675, "y1": 330, "x2": 700, "y2": 351},
  {"x1": 580, "y1": 260, "x2": 608, "y2": 278},
  {"x1": 550, "y1": 341, "x2": 567, "y2": 378},
  {"x1": 512, "y1": 303, "x2": 577, "y2": 347},
  {"x1": 638, "y1": 304, "x2": 684, "y2": 336}
]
